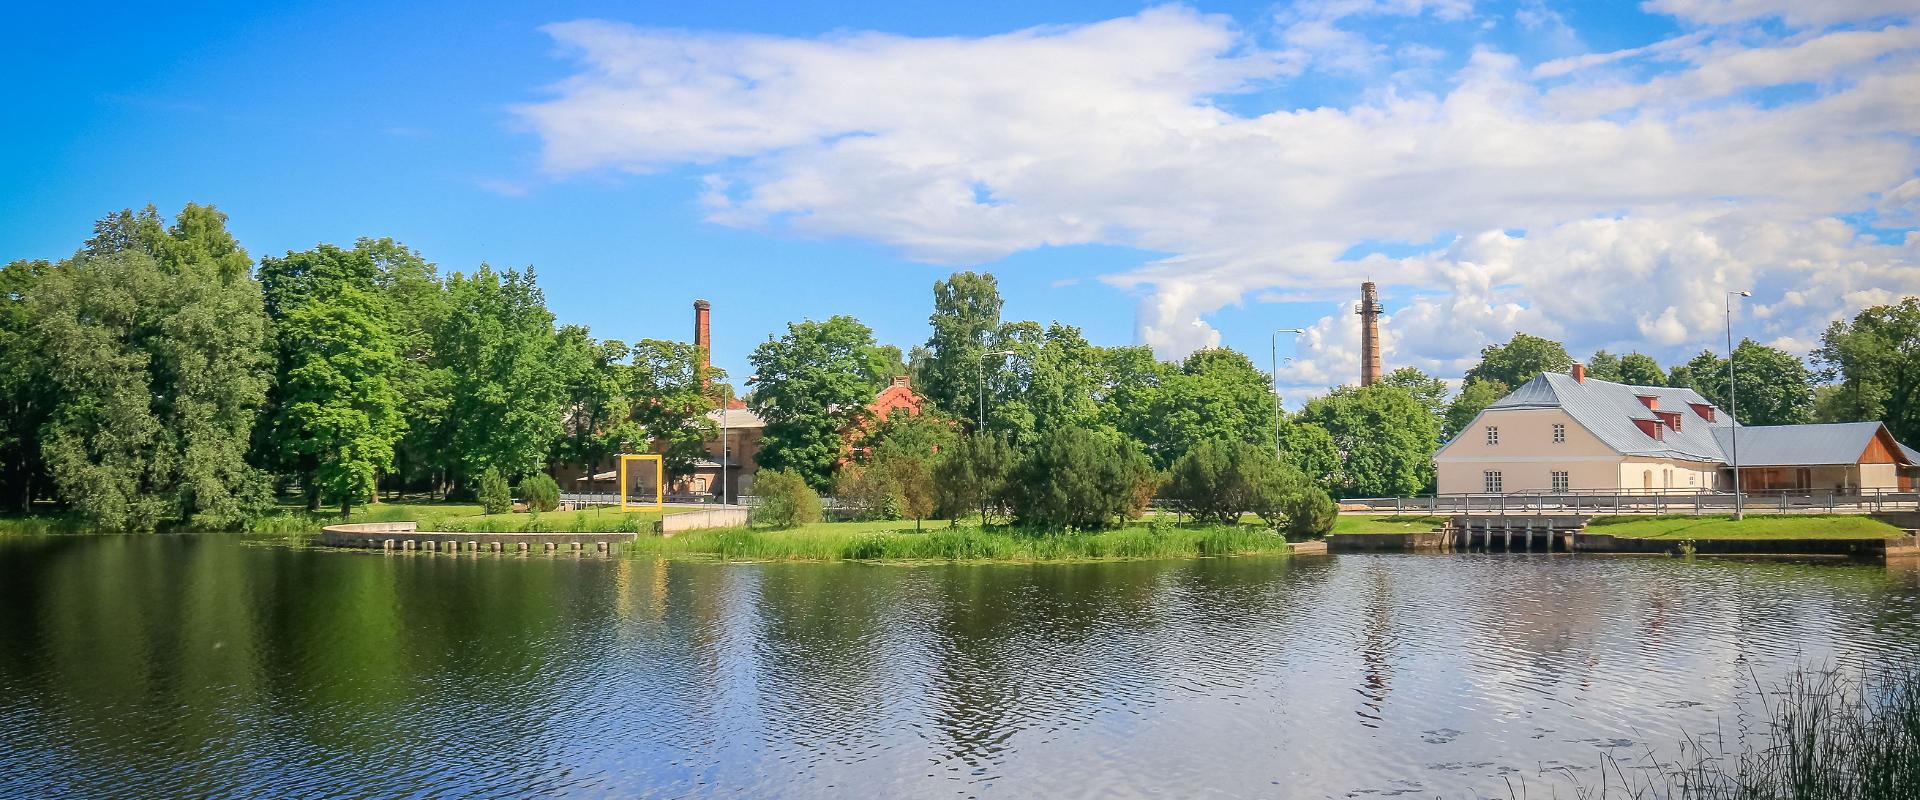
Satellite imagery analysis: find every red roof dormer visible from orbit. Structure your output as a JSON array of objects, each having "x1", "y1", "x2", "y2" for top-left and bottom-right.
[
  {"x1": 1655, "y1": 410, "x2": 1682, "y2": 432},
  {"x1": 1688, "y1": 402, "x2": 1716, "y2": 423},
  {"x1": 1633, "y1": 418, "x2": 1665, "y2": 441},
  {"x1": 1636, "y1": 394, "x2": 1659, "y2": 410}
]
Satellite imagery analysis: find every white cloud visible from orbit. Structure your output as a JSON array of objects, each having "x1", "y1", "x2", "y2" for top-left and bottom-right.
[
  {"x1": 515, "y1": 3, "x2": 1920, "y2": 394},
  {"x1": 1642, "y1": 0, "x2": 1919, "y2": 27}
]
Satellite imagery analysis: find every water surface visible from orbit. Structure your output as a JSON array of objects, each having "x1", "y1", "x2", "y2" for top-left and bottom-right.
[{"x1": 1, "y1": 536, "x2": 1916, "y2": 798}]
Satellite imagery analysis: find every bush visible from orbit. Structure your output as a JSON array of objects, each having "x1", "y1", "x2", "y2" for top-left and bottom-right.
[
  {"x1": 477, "y1": 468, "x2": 512, "y2": 515},
  {"x1": 834, "y1": 461, "x2": 902, "y2": 521},
  {"x1": 1167, "y1": 439, "x2": 1260, "y2": 523},
  {"x1": 519, "y1": 473, "x2": 560, "y2": 513},
  {"x1": 934, "y1": 433, "x2": 1014, "y2": 522},
  {"x1": 1277, "y1": 483, "x2": 1337, "y2": 538},
  {"x1": 1006, "y1": 426, "x2": 1156, "y2": 531},
  {"x1": 752, "y1": 469, "x2": 821, "y2": 529}
]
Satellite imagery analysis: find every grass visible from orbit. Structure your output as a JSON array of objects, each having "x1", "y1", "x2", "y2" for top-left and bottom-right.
[
  {"x1": 1586, "y1": 514, "x2": 1906, "y2": 540},
  {"x1": 625, "y1": 519, "x2": 1293, "y2": 563},
  {"x1": 1534, "y1": 665, "x2": 1920, "y2": 799},
  {"x1": 3, "y1": 499, "x2": 662, "y2": 538},
  {"x1": 1331, "y1": 515, "x2": 1451, "y2": 534}
]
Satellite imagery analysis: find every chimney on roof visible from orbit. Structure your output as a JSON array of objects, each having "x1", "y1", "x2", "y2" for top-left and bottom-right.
[
  {"x1": 1358, "y1": 282, "x2": 1383, "y2": 386},
  {"x1": 1572, "y1": 363, "x2": 1586, "y2": 383},
  {"x1": 693, "y1": 299, "x2": 712, "y2": 373}
]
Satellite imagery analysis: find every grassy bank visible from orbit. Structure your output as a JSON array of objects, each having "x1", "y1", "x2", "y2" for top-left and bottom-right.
[
  {"x1": 0, "y1": 500, "x2": 662, "y2": 537},
  {"x1": 1587, "y1": 514, "x2": 1905, "y2": 540},
  {"x1": 626, "y1": 520, "x2": 1292, "y2": 563},
  {"x1": 1332, "y1": 515, "x2": 1451, "y2": 534}
]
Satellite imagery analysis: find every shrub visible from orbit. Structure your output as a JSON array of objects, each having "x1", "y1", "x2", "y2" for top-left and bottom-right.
[
  {"x1": 1277, "y1": 483, "x2": 1337, "y2": 538},
  {"x1": 477, "y1": 468, "x2": 512, "y2": 515},
  {"x1": 834, "y1": 461, "x2": 902, "y2": 521},
  {"x1": 519, "y1": 473, "x2": 560, "y2": 513},
  {"x1": 1006, "y1": 426, "x2": 1155, "y2": 531},
  {"x1": 752, "y1": 469, "x2": 821, "y2": 529},
  {"x1": 934, "y1": 433, "x2": 1014, "y2": 523}
]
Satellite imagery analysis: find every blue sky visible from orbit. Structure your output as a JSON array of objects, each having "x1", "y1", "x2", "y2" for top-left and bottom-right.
[{"x1": 4, "y1": 1, "x2": 1916, "y2": 397}]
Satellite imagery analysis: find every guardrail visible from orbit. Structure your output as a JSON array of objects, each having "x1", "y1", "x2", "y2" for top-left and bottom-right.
[{"x1": 1344, "y1": 489, "x2": 1920, "y2": 515}]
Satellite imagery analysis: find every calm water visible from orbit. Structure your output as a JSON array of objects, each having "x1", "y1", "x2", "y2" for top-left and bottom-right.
[{"x1": 1, "y1": 537, "x2": 1917, "y2": 799}]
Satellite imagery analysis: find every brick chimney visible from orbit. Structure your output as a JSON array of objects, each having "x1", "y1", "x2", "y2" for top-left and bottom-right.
[
  {"x1": 693, "y1": 299, "x2": 712, "y2": 373},
  {"x1": 1572, "y1": 363, "x2": 1586, "y2": 383},
  {"x1": 1357, "y1": 282, "x2": 1383, "y2": 386}
]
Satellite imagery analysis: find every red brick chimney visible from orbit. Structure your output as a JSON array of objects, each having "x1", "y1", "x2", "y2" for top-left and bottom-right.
[
  {"x1": 1357, "y1": 282, "x2": 1382, "y2": 386},
  {"x1": 693, "y1": 299, "x2": 711, "y2": 373},
  {"x1": 1572, "y1": 363, "x2": 1586, "y2": 383}
]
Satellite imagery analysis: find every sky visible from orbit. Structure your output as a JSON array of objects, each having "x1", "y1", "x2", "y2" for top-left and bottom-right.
[{"x1": 4, "y1": 0, "x2": 1917, "y2": 404}]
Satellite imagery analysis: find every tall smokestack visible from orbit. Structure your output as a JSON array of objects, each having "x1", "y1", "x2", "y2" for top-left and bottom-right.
[
  {"x1": 1358, "y1": 282, "x2": 1383, "y2": 386},
  {"x1": 693, "y1": 299, "x2": 712, "y2": 374}
]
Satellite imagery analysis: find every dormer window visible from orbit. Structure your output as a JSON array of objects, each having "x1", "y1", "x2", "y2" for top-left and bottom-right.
[
  {"x1": 1486, "y1": 426, "x2": 1499, "y2": 446},
  {"x1": 1689, "y1": 402, "x2": 1717, "y2": 423},
  {"x1": 1552, "y1": 423, "x2": 1566, "y2": 443}
]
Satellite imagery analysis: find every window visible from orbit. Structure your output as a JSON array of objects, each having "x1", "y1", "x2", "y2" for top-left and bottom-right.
[
  {"x1": 1484, "y1": 470, "x2": 1503, "y2": 493},
  {"x1": 1551, "y1": 471, "x2": 1569, "y2": 493},
  {"x1": 1689, "y1": 473, "x2": 1697, "y2": 487},
  {"x1": 1552, "y1": 423, "x2": 1566, "y2": 444},
  {"x1": 1485, "y1": 426, "x2": 1499, "y2": 446}
]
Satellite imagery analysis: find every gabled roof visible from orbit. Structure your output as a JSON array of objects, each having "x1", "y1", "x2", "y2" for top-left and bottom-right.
[
  {"x1": 1486, "y1": 372, "x2": 1732, "y2": 462},
  {"x1": 1713, "y1": 421, "x2": 1915, "y2": 468},
  {"x1": 707, "y1": 407, "x2": 766, "y2": 429}
]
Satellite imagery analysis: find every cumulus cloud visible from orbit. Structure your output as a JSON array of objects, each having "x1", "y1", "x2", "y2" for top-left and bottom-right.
[{"x1": 515, "y1": 3, "x2": 1920, "y2": 392}]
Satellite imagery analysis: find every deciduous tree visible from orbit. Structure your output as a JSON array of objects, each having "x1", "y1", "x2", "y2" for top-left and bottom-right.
[
  {"x1": 1299, "y1": 383, "x2": 1438, "y2": 498},
  {"x1": 751, "y1": 316, "x2": 879, "y2": 492},
  {"x1": 1464, "y1": 333, "x2": 1573, "y2": 389},
  {"x1": 1813, "y1": 298, "x2": 1920, "y2": 444},
  {"x1": 1676, "y1": 340, "x2": 1814, "y2": 426}
]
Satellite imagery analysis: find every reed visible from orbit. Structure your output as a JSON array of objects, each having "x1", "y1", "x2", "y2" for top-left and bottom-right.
[{"x1": 624, "y1": 522, "x2": 1290, "y2": 563}]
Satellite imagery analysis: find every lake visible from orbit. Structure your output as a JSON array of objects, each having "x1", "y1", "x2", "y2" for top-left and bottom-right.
[{"x1": 1, "y1": 535, "x2": 1916, "y2": 798}]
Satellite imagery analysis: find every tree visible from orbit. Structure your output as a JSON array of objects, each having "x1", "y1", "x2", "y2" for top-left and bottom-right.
[
  {"x1": 1005, "y1": 426, "x2": 1155, "y2": 530},
  {"x1": 520, "y1": 473, "x2": 560, "y2": 513},
  {"x1": 887, "y1": 452, "x2": 937, "y2": 531},
  {"x1": 1381, "y1": 366, "x2": 1448, "y2": 434},
  {"x1": 751, "y1": 469, "x2": 821, "y2": 529},
  {"x1": 1273, "y1": 480, "x2": 1337, "y2": 539},
  {"x1": 360, "y1": 238, "x2": 452, "y2": 497},
  {"x1": 1299, "y1": 383, "x2": 1438, "y2": 498},
  {"x1": 1134, "y1": 347, "x2": 1276, "y2": 468},
  {"x1": 833, "y1": 461, "x2": 902, "y2": 521},
  {"x1": 922, "y1": 271, "x2": 1004, "y2": 422},
  {"x1": 437, "y1": 266, "x2": 565, "y2": 487},
  {"x1": 477, "y1": 467, "x2": 511, "y2": 514},
  {"x1": 750, "y1": 316, "x2": 880, "y2": 492},
  {"x1": 33, "y1": 205, "x2": 272, "y2": 531},
  {"x1": 627, "y1": 339, "x2": 717, "y2": 480},
  {"x1": 1618, "y1": 352, "x2": 1666, "y2": 386},
  {"x1": 1464, "y1": 333, "x2": 1573, "y2": 388},
  {"x1": 1587, "y1": 350, "x2": 1623, "y2": 382},
  {"x1": 857, "y1": 407, "x2": 958, "y2": 463},
  {"x1": 1444, "y1": 378, "x2": 1508, "y2": 440},
  {"x1": 860, "y1": 344, "x2": 909, "y2": 391},
  {"x1": 257, "y1": 244, "x2": 405, "y2": 513},
  {"x1": 0, "y1": 259, "x2": 52, "y2": 512},
  {"x1": 1165, "y1": 439, "x2": 1294, "y2": 525},
  {"x1": 933, "y1": 432, "x2": 1014, "y2": 523},
  {"x1": 552, "y1": 326, "x2": 633, "y2": 482},
  {"x1": 1278, "y1": 419, "x2": 1341, "y2": 489},
  {"x1": 1675, "y1": 340, "x2": 1814, "y2": 426},
  {"x1": 1813, "y1": 298, "x2": 1920, "y2": 444}
]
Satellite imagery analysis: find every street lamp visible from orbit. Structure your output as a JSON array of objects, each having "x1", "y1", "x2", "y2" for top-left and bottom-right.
[
  {"x1": 1271, "y1": 329, "x2": 1306, "y2": 460},
  {"x1": 1726, "y1": 290, "x2": 1751, "y2": 520},
  {"x1": 976, "y1": 350, "x2": 1015, "y2": 432}
]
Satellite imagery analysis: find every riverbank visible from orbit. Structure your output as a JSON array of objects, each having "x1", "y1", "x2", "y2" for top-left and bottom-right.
[
  {"x1": 1334, "y1": 513, "x2": 1910, "y2": 539},
  {"x1": 0, "y1": 500, "x2": 663, "y2": 537},
  {"x1": 625, "y1": 520, "x2": 1296, "y2": 563}
]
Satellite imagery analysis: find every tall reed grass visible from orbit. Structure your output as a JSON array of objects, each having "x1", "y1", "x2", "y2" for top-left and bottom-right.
[{"x1": 626, "y1": 523, "x2": 1289, "y2": 563}]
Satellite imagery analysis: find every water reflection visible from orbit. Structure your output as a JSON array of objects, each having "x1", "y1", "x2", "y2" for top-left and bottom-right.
[{"x1": 0, "y1": 537, "x2": 1916, "y2": 799}]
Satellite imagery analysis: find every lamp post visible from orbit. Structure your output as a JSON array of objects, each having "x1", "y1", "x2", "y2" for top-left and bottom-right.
[
  {"x1": 1726, "y1": 290, "x2": 1751, "y2": 520},
  {"x1": 1271, "y1": 328, "x2": 1306, "y2": 460},
  {"x1": 976, "y1": 349, "x2": 1015, "y2": 432}
]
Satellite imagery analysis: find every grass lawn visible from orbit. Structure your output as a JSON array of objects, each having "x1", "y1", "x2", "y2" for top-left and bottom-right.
[
  {"x1": 627, "y1": 519, "x2": 1294, "y2": 563},
  {"x1": 1585, "y1": 514, "x2": 1906, "y2": 540},
  {"x1": 2, "y1": 499, "x2": 662, "y2": 536},
  {"x1": 1332, "y1": 515, "x2": 1450, "y2": 534}
]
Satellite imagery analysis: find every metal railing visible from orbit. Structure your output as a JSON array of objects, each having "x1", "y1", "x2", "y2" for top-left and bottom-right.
[{"x1": 1343, "y1": 488, "x2": 1919, "y2": 516}]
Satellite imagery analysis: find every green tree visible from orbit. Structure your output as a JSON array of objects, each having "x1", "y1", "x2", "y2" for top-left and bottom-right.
[
  {"x1": 1813, "y1": 298, "x2": 1920, "y2": 444},
  {"x1": 1278, "y1": 419, "x2": 1341, "y2": 489},
  {"x1": 1134, "y1": 347, "x2": 1276, "y2": 468},
  {"x1": 751, "y1": 469, "x2": 821, "y2": 529},
  {"x1": 1444, "y1": 378, "x2": 1509, "y2": 440},
  {"x1": 1675, "y1": 340, "x2": 1814, "y2": 425},
  {"x1": 360, "y1": 238, "x2": 452, "y2": 497},
  {"x1": 1617, "y1": 352, "x2": 1666, "y2": 386},
  {"x1": 861, "y1": 343, "x2": 909, "y2": 391},
  {"x1": 35, "y1": 205, "x2": 273, "y2": 531},
  {"x1": 519, "y1": 473, "x2": 560, "y2": 513},
  {"x1": 933, "y1": 432, "x2": 1014, "y2": 523},
  {"x1": 858, "y1": 407, "x2": 958, "y2": 462},
  {"x1": 437, "y1": 266, "x2": 564, "y2": 487},
  {"x1": 0, "y1": 259, "x2": 53, "y2": 511},
  {"x1": 750, "y1": 316, "x2": 880, "y2": 492},
  {"x1": 1381, "y1": 366, "x2": 1448, "y2": 434},
  {"x1": 271, "y1": 286, "x2": 405, "y2": 515},
  {"x1": 1299, "y1": 383, "x2": 1438, "y2": 498},
  {"x1": 833, "y1": 460, "x2": 902, "y2": 521},
  {"x1": 477, "y1": 467, "x2": 511, "y2": 514},
  {"x1": 1165, "y1": 438, "x2": 1297, "y2": 525},
  {"x1": 922, "y1": 271, "x2": 1004, "y2": 423},
  {"x1": 1005, "y1": 426, "x2": 1155, "y2": 530},
  {"x1": 552, "y1": 327, "x2": 633, "y2": 481},
  {"x1": 627, "y1": 339, "x2": 718, "y2": 480},
  {"x1": 1464, "y1": 333, "x2": 1573, "y2": 388},
  {"x1": 887, "y1": 451, "x2": 937, "y2": 531},
  {"x1": 1586, "y1": 350, "x2": 1623, "y2": 382}
]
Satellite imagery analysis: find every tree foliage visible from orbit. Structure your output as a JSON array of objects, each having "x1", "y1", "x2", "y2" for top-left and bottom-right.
[
  {"x1": 1814, "y1": 298, "x2": 1920, "y2": 444},
  {"x1": 922, "y1": 271, "x2": 1004, "y2": 422},
  {"x1": 520, "y1": 473, "x2": 560, "y2": 513},
  {"x1": 1299, "y1": 383, "x2": 1438, "y2": 498},
  {"x1": 1166, "y1": 439, "x2": 1304, "y2": 526},
  {"x1": 1004, "y1": 426, "x2": 1155, "y2": 530},
  {"x1": 1381, "y1": 366, "x2": 1448, "y2": 435},
  {"x1": 750, "y1": 316, "x2": 879, "y2": 492},
  {"x1": 628, "y1": 339, "x2": 715, "y2": 479},
  {"x1": 438, "y1": 266, "x2": 564, "y2": 486},
  {"x1": 477, "y1": 467, "x2": 511, "y2": 515},
  {"x1": 1464, "y1": 333, "x2": 1573, "y2": 388},
  {"x1": 1444, "y1": 378, "x2": 1508, "y2": 440},
  {"x1": 1676, "y1": 340, "x2": 1814, "y2": 426},
  {"x1": 0, "y1": 259, "x2": 52, "y2": 512},
  {"x1": 1132, "y1": 348, "x2": 1278, "y2": 469},
  {"x1": 933, "y1": 433, "x2": 1015, "y2": 523},
  {"x1": 751, "y1": 469, "x2": 821, "y2": 529}
]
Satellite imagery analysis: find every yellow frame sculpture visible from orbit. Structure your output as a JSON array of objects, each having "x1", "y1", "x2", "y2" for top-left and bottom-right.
[{"x1": 618, "y1": 454, "x2": 664, "y2": 512}]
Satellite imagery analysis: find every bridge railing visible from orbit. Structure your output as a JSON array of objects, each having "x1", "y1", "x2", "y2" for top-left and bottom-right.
[{"x1": 1343, "y1": 488, "x2": 1919, "y2": 515}]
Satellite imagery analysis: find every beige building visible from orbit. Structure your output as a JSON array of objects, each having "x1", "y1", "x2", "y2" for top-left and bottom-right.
[{"x1": 1436, "y1": 366, "x2": 1918, "y2": 495}]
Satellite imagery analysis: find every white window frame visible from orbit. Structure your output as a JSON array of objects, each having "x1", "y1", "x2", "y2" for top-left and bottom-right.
[
  {"x1": 1485, "y1": 426, "x2": 1499, "y2": 446},
  {"x1": 1484, "y1": 470, "x2": 1503, "y2": 493},
  {"x1": 1551, "y1": 471, "x2": 1569, "y2": 493},
  {"x1": 1552, "y1": 423, "x2": 1565, "y2": 444}
]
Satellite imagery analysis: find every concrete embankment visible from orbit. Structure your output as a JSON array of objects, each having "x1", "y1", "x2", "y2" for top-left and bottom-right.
[
  {"x1": 1327, "y1": 513, "x2": 1920, "y2": 562},
  {"x1": 318, "y1": 521, "x2": 636, "y2": 552}
]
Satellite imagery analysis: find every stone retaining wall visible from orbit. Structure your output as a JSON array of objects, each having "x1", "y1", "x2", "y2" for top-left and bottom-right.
[
  {"x1": 318, "y1": 521, "x2": 636, "y2": 551},
  {"x1": 657, "y1": 508, "x2": 749, "y2": 536}
]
